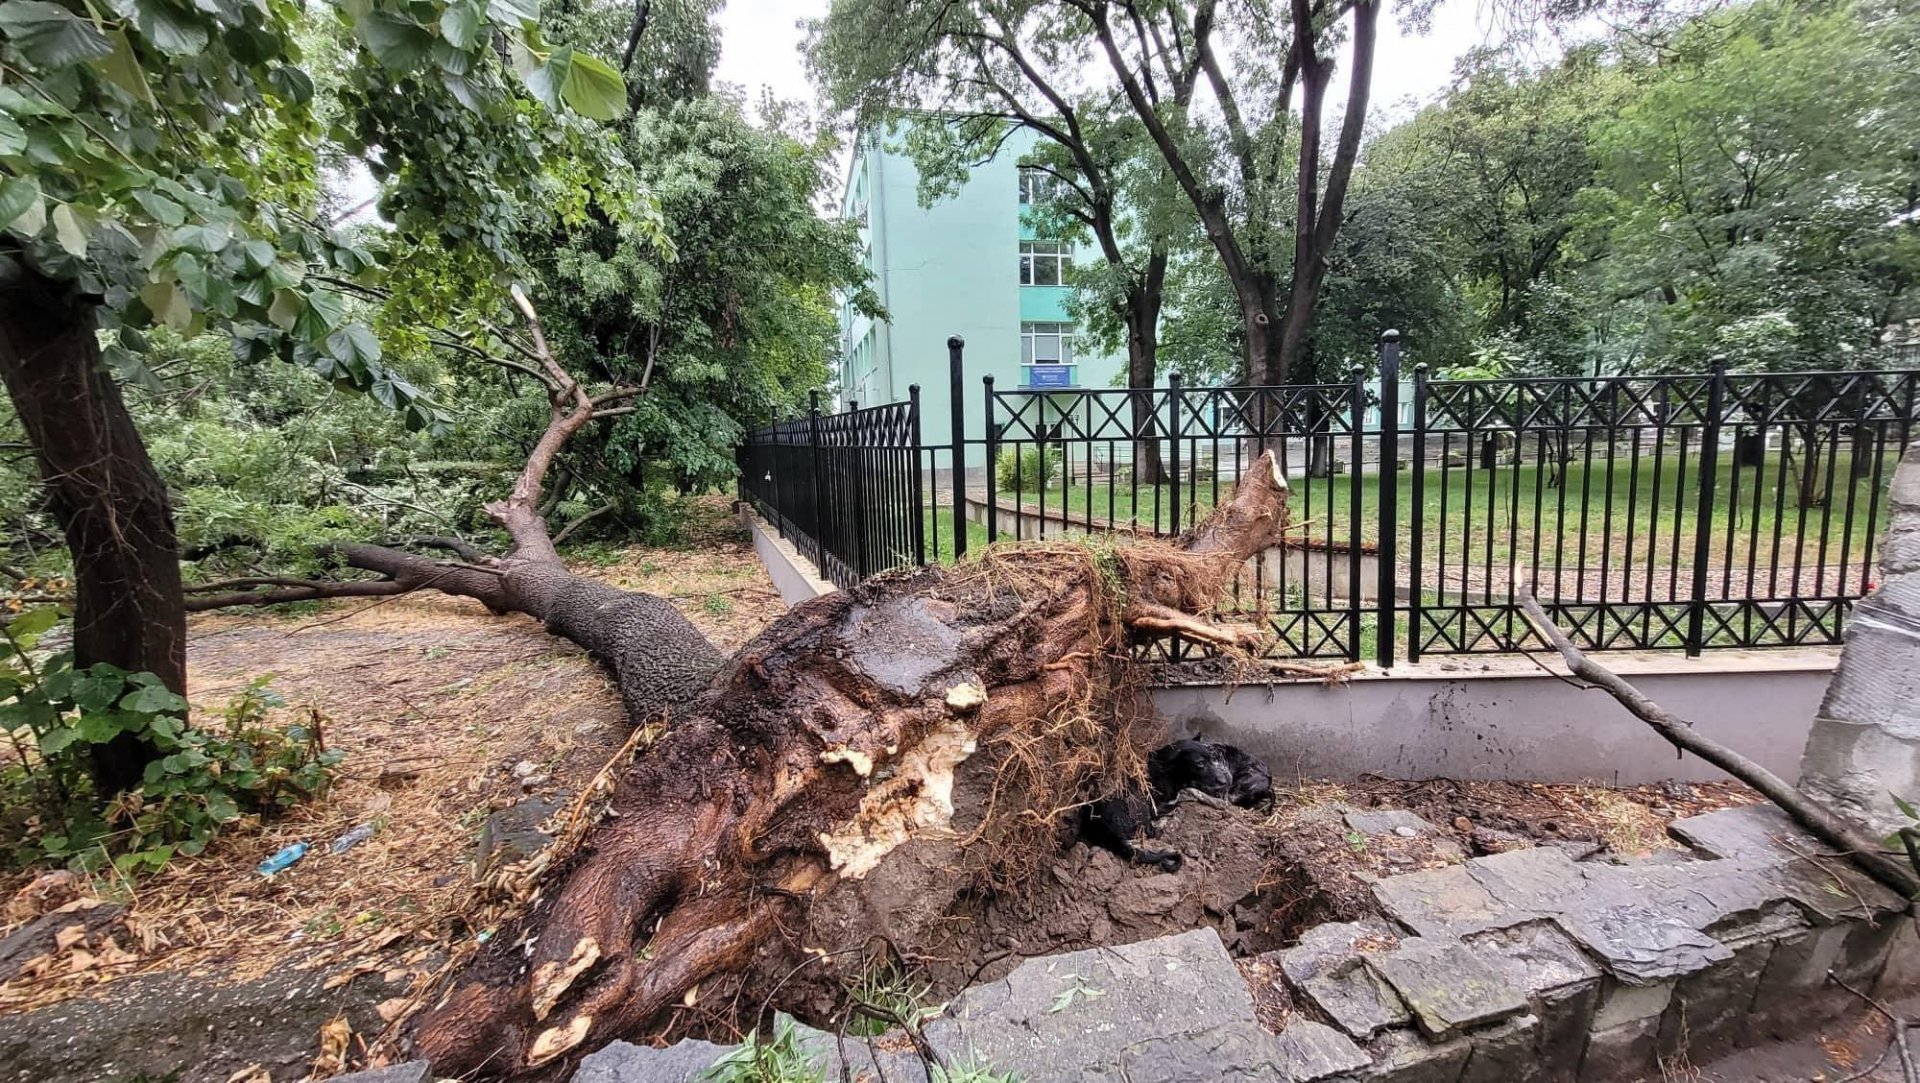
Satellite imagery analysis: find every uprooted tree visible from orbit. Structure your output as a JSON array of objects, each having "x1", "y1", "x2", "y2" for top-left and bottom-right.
[{"x1": 167, "y1": 291, "x2": 1294, "y2": 1076}]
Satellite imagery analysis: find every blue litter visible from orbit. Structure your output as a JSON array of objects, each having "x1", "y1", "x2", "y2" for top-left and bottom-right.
[{"x1": 257, "y1": 842, "x2": 309, "y2": 876}]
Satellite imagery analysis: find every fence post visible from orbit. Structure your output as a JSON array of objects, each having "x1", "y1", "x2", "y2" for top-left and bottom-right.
[
  {"x1": 1167, "y1": 372, "x2": 1183, "y2": 536},
  {"x1": 1408, "y1": 364, "x2": 1429, "y2": 663},
  {"x1": 1376, "y1": 330, "x2": 1402, "y2": 669},
  {"x1": 948, "y1": 336, "x2": 967, "y2": 560},
  {"x1": 983, "y1": 375, "x2": 999, "y2": 543},
  {"x1": 909, "y1": 384, "x2": 927, "y2": 566},
  {"x1": 808, "y1": 391, "x2": 824, "y2": 558},
  {"x1": 1684, "y1": 360, "x2": 1728, "y2": 656},
  {"x1": 1349, "y1": 367, "x2": 1367, "y2": 662}
]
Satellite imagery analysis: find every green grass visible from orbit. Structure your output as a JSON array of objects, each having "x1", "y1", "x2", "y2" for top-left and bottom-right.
[{"x1": 978, "y1": 447, "x2": 1895, "y2": 585}]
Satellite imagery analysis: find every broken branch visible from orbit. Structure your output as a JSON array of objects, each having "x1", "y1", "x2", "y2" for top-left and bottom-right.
[{"x1": 1515, "y1": 584, "x2": 1920, "y2": 898}]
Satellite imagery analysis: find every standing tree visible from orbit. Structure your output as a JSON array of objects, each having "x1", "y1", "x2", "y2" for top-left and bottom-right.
[
  {"x1": 1064, "y1": 0, "x2": 1383, "y2": 387},
  {"x1": 0, "y1": 0, "x2": 641, "y2": 791},
  {"x1": 809, "y1": 0, "x2": 1188, "y2": 482}
]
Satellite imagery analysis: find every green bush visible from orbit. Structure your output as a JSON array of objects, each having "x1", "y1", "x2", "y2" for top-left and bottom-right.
[
  {"x1": 1, "y1": 607, "x2": 342, "y2": 878},
  {"x1": 993, "y1": 445, "x2": 1063, "y2": 492}
]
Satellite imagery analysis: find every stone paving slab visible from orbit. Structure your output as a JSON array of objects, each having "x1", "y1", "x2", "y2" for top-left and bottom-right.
[
  {"x1": 1278, "y1": 921, "x2": 1412, "y2": 1039},
  {"x1": 1556, "y1": 902, "x2": 1734, "y2": 985},
  {"x1": 1373, "y1": 864, "x2": 1519, "y2": 938},
  {"x1": 1273, "y1": 1018, "x2": 1371, "y2": 1080},
  {"x1": 1365, "y1": 937, "x2": 1528, "y2": 1041},
  {"x1": 326, "y1": 1065, "x2": 431, "y2": 1083},
  {"x1": 923, "y1": 927, "x2": 1290, "y2": 1082},
  {"x1": 571, "y1": 1039, "x2": 735, "y2": 1083}
]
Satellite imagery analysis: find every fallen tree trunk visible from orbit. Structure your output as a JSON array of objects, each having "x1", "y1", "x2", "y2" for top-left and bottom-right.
[
  {"x1": 179, "y1": 290, "x2": 1295, "y2": 1075},
  {"x1": 406, "y1": 452, "x2": 1295, "y2": 1077}
]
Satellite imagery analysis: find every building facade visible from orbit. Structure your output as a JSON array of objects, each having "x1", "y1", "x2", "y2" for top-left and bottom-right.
[{"x1": 835, "y1": 126, "x2": 1126, "y2": 448}]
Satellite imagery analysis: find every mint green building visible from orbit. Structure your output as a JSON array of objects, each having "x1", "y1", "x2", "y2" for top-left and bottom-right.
[{"x1": 836, "y1": 127, "x2": 1126, "y2": 450}]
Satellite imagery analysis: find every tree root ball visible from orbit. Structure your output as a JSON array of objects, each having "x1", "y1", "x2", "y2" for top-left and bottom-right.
[{"x1": 410, "y1": 454, "x2": 1293, "y2": 1078}]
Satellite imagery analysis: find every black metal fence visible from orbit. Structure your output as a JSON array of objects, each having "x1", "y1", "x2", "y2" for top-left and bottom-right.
[
  {"x1": 737, "y1": 391, "x2": 923, "y2": 587},
  {"x1": 738, "y1": 336, "x2": 1919, "y2": 666}
]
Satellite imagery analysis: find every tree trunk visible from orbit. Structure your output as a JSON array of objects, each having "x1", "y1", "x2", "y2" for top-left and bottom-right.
[
  {"x1": 0, "y1": 268, "x2": 182, "y2": 794},
  {"x1": 1127, "y1": 257, "x2": 1168, "y2": 486},
  {"x1": 409, "y1": 454, "x2": 1297, "y2": 1078},
  {"x1": 1797, "y1": 425, "x2": 1828, "y2": 509}
]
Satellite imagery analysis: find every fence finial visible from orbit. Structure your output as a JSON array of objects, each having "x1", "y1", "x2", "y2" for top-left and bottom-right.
[
  {"x1": 1382, "y1": 328, "x2": 1402, "y2": 343},
  {"x1": 947, "y1": 335, "x2": 965, "y2": 350}
]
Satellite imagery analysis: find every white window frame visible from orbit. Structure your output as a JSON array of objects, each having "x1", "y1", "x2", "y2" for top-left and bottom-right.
[
  {"x1": 1018, "y1": 241, "x2": 1072, "y2": 286},
  {"x1": 1019, "y1": 167, "x2": 1066, "y2": 206},
  {"x1": 1021, "y1": 322, "x2": 1076, "y2": 366}
]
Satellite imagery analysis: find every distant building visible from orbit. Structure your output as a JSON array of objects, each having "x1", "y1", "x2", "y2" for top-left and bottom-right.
[{"x1": 835, "y1": 126, "x2": 1125, "y2": 448}]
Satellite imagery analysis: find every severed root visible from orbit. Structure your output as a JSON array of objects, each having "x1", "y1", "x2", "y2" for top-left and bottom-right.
[
  {"x1": 1264, "y1": 659, "x2": 1367, "y2": 683},
  {"x1": 1125, "y1": 604, "x2": 1266, "y2": 650}
]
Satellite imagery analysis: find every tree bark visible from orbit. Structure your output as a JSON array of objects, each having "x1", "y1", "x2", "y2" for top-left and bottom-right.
[
  {"x1": 1127, "y1": 255, "x2": 1168, "y2": 486},
  {"x1": 0, "y1": 267, "x2": 182, "y2": 794},
  {"x1": 409, "y1": 453, "x2": 1297, "y2": 1078}
]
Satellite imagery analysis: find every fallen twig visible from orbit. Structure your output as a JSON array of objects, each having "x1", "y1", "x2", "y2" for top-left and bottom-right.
[
  {"x1": 1515, "y1": 583, "x2": 1920, "y2": 899},
  {"x1": 1830, "y1": 969, "x2": 1919, "y2": 1083}
]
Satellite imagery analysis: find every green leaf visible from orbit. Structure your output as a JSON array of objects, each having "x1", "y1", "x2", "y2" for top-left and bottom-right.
[
  {"x1": 140, "y1": 280, "x2": 191, "y2": 330},
  {"x1": 5, "y1": 606, "x2": 62, "y2": 643},
  {"x1": 92, "y1": 29, "x2": 154, "y2": 104},
  {"x1": 204, "y1": 790, "x2": 239, "y2": 823},
  {"x1": 267, "y1": 65, "x2": 314, "y2": 106},
  {"x1": 0, "y1": 113, "x2": 25, "y2": 156},
  {"x1": 132, "y1": 0, "x2": 208, "y2": 55},
  {"x1": 556, "y1": 49, "x2": 625, "y2": 121},
  {"x1": 440, "y1": 1, "x2": 480, "y2": 49},
  {"x1": 267, "y1": 289, "x2": 300, "y2": 330},
  {"x1": 292, "y1": 288, "x2": 345, "y2": 341},
  {"x1": 0, "y1": 176, "x2": 42, "y2": 233},
  {"x1": 39, "y1": 726, "x2": 81, "y2": 755},
  {"x1": 121, "y1": 683, "x2": 187, "y2": 715},
  {"x1": 51, "y1": 203, "x2": 88, "y2": 256},
  {"x1": 326, "y1": 323, "x2": 382, "y2": 369},
  {"x1": 486, "y1": 0, "x2": 538, "y2": 28},
  {"x1": 131, "y1": 188, "x2": 186, "y2": 227},
  {"x1": 358, "y1": 10, "x2": 434, "y2": 72},
  {"x1": 71, "y1": 671, "x2": 126, "y2": 712},
  {"x1": 0, "y1": 1, "x2": 114, "y2": 68},
  {"x1": 1894, "y1": 794, "x2": 1919, "y2": 822}
]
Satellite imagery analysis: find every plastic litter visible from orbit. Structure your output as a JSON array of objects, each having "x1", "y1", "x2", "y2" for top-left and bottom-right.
[
  {"x1": 329, "y1": 823, "x2": 377, "y2": 854},
  {"x1": 257, "y1": 842, "x2": 309, "y2": 876}
]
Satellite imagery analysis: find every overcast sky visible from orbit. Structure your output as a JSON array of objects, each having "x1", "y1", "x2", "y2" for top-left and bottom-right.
[{"x1": 712, "y1": 0, "x2": 1519, "y2": 129}]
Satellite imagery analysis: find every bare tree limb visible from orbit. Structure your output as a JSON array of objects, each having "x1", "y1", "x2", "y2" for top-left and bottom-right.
[
  {"x1": 182, "y1": 579, "x2": 412, "y2": 611},
  {"x1": 1515, "y1": 584, "x2": 1920, "y2": 898},
  {"x1": 551, "y1": 502, "x2": 618, "y2": 547}
]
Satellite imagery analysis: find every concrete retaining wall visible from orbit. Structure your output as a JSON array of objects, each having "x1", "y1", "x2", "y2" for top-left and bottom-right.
[
  {"x1": 1156, "y1": 652, "x2": 1837, "y2": 786},
  {"x1": 741, "y1": 506, "x2": 834, "y2": 606}
]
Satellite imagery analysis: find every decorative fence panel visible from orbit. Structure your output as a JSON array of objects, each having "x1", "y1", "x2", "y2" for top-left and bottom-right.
[{"x1": 739, "y1": 338, "x2": 1919, "y2": 665}]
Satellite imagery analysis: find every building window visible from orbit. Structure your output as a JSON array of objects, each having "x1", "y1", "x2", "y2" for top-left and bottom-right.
[
  {"x1": 1019, "y1": 241, "x2": 1072, "y2": 286},
  {"x1": 1019, "y1": 167, "x2": 1067, "y2": 206},
  {"x1": 1022, "y1": 322, "x2": 1076, "y2": 365}
]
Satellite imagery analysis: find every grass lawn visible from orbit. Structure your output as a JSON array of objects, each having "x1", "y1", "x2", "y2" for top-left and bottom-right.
[{"x1": 981, "y1": 446, "x2": 1896, "y2": 585}]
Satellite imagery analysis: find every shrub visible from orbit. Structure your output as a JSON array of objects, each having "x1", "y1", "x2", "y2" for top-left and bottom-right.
[
  {"x1": 1, "y1": 607, "x2": 342, "y2": 878},
  {"x1": 993, "y1": 445, "x2": 1062, "y2": 492}
]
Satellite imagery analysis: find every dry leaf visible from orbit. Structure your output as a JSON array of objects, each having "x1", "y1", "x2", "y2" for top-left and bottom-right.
[
  {"x1": 66, "y1": 949, "x2": 97, "y2": 974},
  {"x1": 53, "y1": 924, "x2": 87, "y2": 952},
  {"x1": 225, "y1": 1067, "x2": 271, "y2": 1083},
  {"x1": 376, "y1": 997, "x2": 413, "y2": 1023},
  {"x1": 682, "y1": 984, "x2": 699, "y2": 1008},
  {"x1": 311, "y1": 1015, "x2": 351, "y2": 1078},
  {"x1": 323, "y1": 963, "x2": 377, "y2": 990}
]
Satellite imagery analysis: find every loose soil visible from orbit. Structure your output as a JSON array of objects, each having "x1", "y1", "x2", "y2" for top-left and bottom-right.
[
  {"x1": 0, "y1": 498, "x2": 1761, "y2": 1079},
  {"x1": 0, "y1": 499, "x2": 782, "y2": 1022}
]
